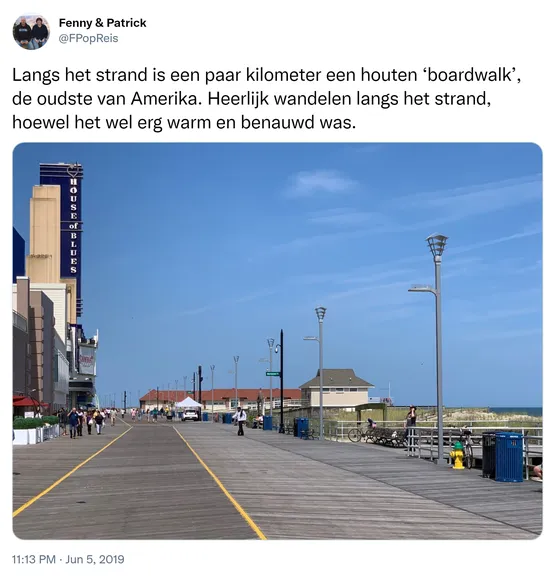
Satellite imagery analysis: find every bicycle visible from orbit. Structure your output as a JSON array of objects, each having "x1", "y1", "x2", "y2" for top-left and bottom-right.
[
  {"x1": 348, "y1": 423, "x2": 376, "y2": 443},
  {"x1": 459, "y1": 428, "x2": 476, "y2": 469}
]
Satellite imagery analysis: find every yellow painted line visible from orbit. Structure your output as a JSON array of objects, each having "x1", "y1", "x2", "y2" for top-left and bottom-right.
[
  {"x1": 173, "y1": 427, "x2": 267, "y2": 540},
  {"x1": 13, "y1": 426, "x2": 133, "y2": 518}
]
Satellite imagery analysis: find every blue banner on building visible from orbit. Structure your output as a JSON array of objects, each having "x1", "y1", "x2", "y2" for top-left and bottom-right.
[{"x1": 39, "y1": 163, "x2": 83, "y2": 317}]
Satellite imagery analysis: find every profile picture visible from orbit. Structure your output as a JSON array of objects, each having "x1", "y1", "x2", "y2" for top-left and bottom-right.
[{"x1": 13, "y1": 15, "x2": 50, "y2": 50}]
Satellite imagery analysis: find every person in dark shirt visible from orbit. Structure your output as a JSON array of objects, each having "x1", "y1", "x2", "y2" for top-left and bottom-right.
[
  {"x1": 14, "y1": 17, "x2": 32, "y2": 47},
  {"x1": 68, "y1": 408, "x2": 79, "y2": 439},
  {"x1": 31, "y1": 18, "x2": 48, "y2": 47}
]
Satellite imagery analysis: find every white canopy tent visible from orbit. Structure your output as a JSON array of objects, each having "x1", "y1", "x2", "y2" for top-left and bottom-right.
[{"x1": 175, "y1": 396, "x2": 202, "y2": 408}]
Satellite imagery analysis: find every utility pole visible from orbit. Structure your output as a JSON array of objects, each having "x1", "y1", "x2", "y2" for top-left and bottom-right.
[
  {"x1": 192, "y1": 372, "x2": 196, "y2": 401},
  {"x1": 275, "y1": 329, "x2": 285, "y2": 434},
  {"x1": 198, "y1": 365, "x2": 203, "y2": 410},
  {"x1": 267, "y1": 338, "x2": 274, "y2": 415},
  {"x1": 210, "y1": 365, "x2": 215, "y2": 418},
  {"x1": 124, "y1": 390, "x2": 127, "y2": 413},
  {"x1": 184, "y1": 376, "x2": 187, "y2": 400},
  {"x1": 233, "y1": 356, "x2": 239, "y2": 410},
  {"x1": 156, "y1": 386, "x2": 159, "y2": 410}
]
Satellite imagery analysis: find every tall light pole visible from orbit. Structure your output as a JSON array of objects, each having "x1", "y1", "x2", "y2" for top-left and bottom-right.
[
  {"x1": 233, "y1": 356, "x2": 239, "y2": 410},
  {"x1": 259, "y1": 358, "x2": 270, "y2": 411},
  {"x1": 210, "y1": 365, "x2": 215, "y2": 418},
  {"x1": 304, "y1": 306, "x2": 326, "y2": 441},
  {"x1": 274, "y1": 330, "x2": 285, "y2": 433},
  {"x1": 267, "y1": 338, "x2": 274, "y2": 415},
  {"x1": 409, "y1": 233, "x2": 448, "y2": 465}
]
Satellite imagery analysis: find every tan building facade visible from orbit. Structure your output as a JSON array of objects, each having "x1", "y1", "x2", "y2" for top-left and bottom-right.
[
  {"x1": 12, "y1": 276, "x2": 58, "y2": 409},
  {"x1": 13, "y1": 277, "x2": 31, "y2": 396},
  {"x1": 20, "y1": 163, "x2": 97, "y2": 409},
  {"x1": 26, "y1": 184, "x2": 79, "y2": 325},
  {"x1": 299, "y1": 368, "x2": 374, "y2": 409}
]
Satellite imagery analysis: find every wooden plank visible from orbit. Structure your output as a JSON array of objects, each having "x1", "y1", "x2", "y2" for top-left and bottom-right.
[{"x1": 13, "y1": 422, "x2": 542, "y2": 540}]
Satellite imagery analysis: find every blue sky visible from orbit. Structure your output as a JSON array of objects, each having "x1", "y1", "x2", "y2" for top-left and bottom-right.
[{"x1": 12, "y1": 143, "x2": 542, "y2": 407}]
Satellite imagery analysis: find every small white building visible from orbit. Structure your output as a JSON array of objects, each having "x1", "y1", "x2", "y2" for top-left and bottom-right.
[{"x1": 299, "y1": 369, "x2": 374, "y2": 409}]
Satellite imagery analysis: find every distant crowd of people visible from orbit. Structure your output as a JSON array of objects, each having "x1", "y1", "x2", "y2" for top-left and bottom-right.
[{"x1": 56, "y1": 407, "x2": 114, "y2": 438}]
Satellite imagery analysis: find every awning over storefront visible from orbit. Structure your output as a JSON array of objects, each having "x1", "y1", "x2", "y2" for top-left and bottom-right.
[{"x1": 13, "y1": 395, "x2": 49, "y2": 408}]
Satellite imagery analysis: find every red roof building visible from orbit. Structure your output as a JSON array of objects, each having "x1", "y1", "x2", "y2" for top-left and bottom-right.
[{"x1": 139, "y1": 388, "x2": 301, "y2": 410}]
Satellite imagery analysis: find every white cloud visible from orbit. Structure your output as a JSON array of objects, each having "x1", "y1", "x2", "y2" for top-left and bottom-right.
[
  {"x1": 449, "y1": 227, "x2": 542, "y2": 255},
  {"x1": 235, "y1": 289, "x2": 277, "y2": 303},
  {"x1": 285, "y1": 170, "x2": 357, "y2": 198},
  {"x1": 387, "y1": 175, "x2": 541, "y2": 220},
  {"x1": 463, "y1": 328, "x2": 541, "y2": 341},
  {"x1": 179, "y1": 305, "x2": 215, "y2": 316},
  {"x1": 307, "y1": 207, "x2": 392, "y2": 227},
  {"x1": 461, "y1": 307, "x2": 540, "y2": 323}
]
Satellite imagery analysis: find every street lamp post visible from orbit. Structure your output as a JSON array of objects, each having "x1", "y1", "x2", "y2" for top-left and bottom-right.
[
  {"x1": 233, "y1": 356, "x2": 239, "y2": 410},
  {"x1": 210, "y1": 365, "x2": 215, "y2": 419},
  {"x1": 304, "y1": 306, "x2": 326, "y2": 441},
  {"x1": 408, "y1": 233, "x2": 448, "y2": 465},
  {"x1": 267, "y1": 338, "x2": 275, "y2": 415},
  {"x1": 274, "y1": 330, "x2": 285, "y2": 433}
]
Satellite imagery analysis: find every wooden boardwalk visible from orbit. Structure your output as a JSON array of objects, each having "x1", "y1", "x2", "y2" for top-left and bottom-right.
[{"x1": 13, "y1": 420, "x2": 542, "y2": 540}]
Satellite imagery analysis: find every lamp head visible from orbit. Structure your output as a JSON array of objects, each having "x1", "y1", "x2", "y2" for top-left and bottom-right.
[
  {"x1": 315, "y1": 306, "x2": 327, "y2": 321},
  {"x1": 267, "y1": 338, "x2": 275, "y2": 348},
  {"x1": 426, "y1": 233, "x2": 448, "y2": 257},
  {"x1": 275, "y1": 346, "x2": 279, "y2": 354}
]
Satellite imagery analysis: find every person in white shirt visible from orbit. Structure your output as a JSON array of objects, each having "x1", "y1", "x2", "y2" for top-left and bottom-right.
[{"x1": 232, "y1": 407, "x2": 247, "y2": 436}]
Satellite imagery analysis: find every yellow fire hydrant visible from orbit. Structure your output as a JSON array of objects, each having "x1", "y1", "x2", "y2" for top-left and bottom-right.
[{"x1": 450, "y1": 441, "x2": 465, "y2": 469}]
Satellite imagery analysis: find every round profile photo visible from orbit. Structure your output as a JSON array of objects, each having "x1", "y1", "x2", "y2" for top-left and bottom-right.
[{"x1": 13, "y1": 15, "x2": 50, "y2": 50}]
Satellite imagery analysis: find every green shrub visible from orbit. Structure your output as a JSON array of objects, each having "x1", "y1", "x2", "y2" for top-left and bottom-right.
[
  {"x1": 13, "y1": 418, "x2": 45, "y2": 429},
  {"x1": 41, "y1": 415, "x2": 59, "y2": 425}
]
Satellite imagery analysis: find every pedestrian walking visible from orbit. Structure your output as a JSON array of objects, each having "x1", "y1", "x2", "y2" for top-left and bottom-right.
[
  {"x1": 110, "y1": 408, "x2": 116, "y2": 426},
  {"x1": 131, "y1": 408, "x2": 136, "y2": 422},
  {"x1": 95, "y1": 410, "x2": 104, "y2": 434},
  {"x1": 68, "y1": 408, "x2": 79, "y2": 439},
  {"x1": 120, "y1": 408, "x2": 125, "y2": 420},
  {"x1": 86, "y1": 412, "x2": 93, "y2": 435},
  {"x1": 77, "y1": 410, "x2": 84, "y2": 436},
  {"x1": 232, "y1": 407, "x2": 247, "y2": 436},
  {"x1": 405, "y1": 405, "x2": 417, "y2": 451},
  {"x1": 58, "y1": 408, "x2": 68, "y2": 436}
]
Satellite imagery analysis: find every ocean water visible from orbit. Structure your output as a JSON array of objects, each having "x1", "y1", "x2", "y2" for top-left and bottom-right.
[{"x1": 488, "y1": 407, "x2": 542, "y2": 417}]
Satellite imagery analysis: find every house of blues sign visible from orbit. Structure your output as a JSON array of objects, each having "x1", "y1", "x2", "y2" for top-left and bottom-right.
[{"x1": 39, "y1": 163, "x2": 84, "y2": 317}]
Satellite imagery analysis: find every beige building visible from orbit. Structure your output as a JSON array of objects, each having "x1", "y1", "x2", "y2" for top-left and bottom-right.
[
  {"x1": 13, "y1": 278, "x2": 32, "y2": 397},
  {"x1": 299, "y1": 368, "x2": 374, "y2": 409},
  {"x1": 12, "y1": 276, "x2": 59, "y2": 410},
  {"x1": 26, "y1": 183, "x2": 79, "y2": 325},
  {"x1": 22, "y1": 163, "x2": 98, "y2": 408}
]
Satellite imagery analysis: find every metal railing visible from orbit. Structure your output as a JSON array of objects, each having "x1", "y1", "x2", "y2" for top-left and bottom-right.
[
  {"x1": 403, "y1": 427, "x2": 542, "y2": 480},
  {"x1": 13, "y1": 310, "x2": 28, "y2": 332}
]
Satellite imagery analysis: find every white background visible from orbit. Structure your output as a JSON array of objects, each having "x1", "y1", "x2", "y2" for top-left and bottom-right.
[{"x1": 2, "y1": 1, "x2": 551, "y2": 577}]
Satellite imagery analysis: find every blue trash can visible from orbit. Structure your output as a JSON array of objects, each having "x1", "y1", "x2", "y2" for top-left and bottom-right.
[
  {"x1": 495, "y1": 432, "x2": 523, "y2": 482},
  {"x1": 202, "y1": 412, "x2": 208, "y2": 422},
  {"x1": 297, "y1": 417, "x2": 308, "y2": 438},
  {"x1": 263, "y1": 416, "x2": 273, "y2": 431},
  {"x1": 224, "y1": 413, "x2": 233, "y2": 424}
]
